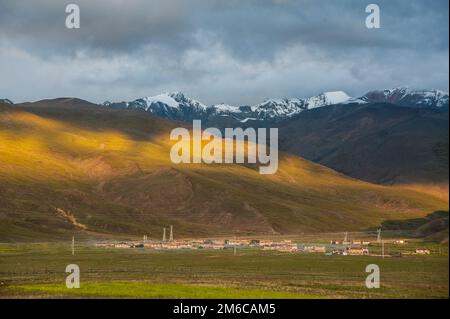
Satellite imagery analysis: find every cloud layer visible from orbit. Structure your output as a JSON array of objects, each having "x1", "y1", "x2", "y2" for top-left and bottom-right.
[{"x1": 0, "y1": 0, "x2": 448, "y2": 105}]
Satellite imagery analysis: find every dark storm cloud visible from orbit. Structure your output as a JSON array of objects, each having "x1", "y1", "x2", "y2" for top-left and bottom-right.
[
  {"x1": 0, "y1": 0, "x2": 448, "y2": 104},
  {"x1": 0, "y1": 0, "x2": 196, "y2": 55},
  {"x1": 1, "y1": 0, "x2": 447, "y2": 56}
]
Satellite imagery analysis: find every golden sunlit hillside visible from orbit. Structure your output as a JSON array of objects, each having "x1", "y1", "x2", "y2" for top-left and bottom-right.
[{"x1": 0, "y1": 100, "x2": 448, "y2": 241}]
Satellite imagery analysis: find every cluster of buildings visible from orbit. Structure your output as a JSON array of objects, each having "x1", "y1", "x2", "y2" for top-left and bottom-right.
[
  {"x1": 330, "y1": 240, "x2": 371, "y2": 246},
  {"x1": 327, "y1": 239, "x2": 371, "y2": 255},
  {"x1": 96, "y1": 239, "x2": 373, "y2": 255},
  {"x1": 95, "y1": 236, "x2": 370, "y2": 256},
  {"x1": 402, "y1": 248, "x2": 431, "y2": 255},
  {"x1": 94, "y1": 228, "x2": 431, "y2": 257},
  {"x1": 97, "y1": 238, "x2": 290, "y2": 251}
]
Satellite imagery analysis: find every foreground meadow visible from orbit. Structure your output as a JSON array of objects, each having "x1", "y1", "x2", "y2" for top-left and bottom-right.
[{"x1": 0, "y1": 243, "x2": 447, "y2": 299}]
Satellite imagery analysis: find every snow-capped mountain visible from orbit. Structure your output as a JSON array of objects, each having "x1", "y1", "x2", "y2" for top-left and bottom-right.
[
  {"x1": 104, "y1": 92, "x2": 209, "y2": 121},
  {"x1": 102, "y1": 87, "x2": 448, "y2": 124},
  {"x1": 103, "y1": 90, "x2": 361, "y2": 123},
  {"x1": 250, "y1": 98, "x2": 307, "y2": 119},
  {"x1": 305, "y1": 91, "x2": 353, "y2": 109},
  {"x1": 211, "y1": 103, "x2": 242, "y2": 114},
  {"x1": 362, "y1": 87, "x2": 449, "y2": 109},
  {"x1": 0, "y1": 98, "x2": 13, "y2": 104}
]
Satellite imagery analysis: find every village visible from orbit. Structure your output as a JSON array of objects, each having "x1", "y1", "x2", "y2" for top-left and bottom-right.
[{"x1": 95, "y1": 227, "x2": 432, "y2": 257}]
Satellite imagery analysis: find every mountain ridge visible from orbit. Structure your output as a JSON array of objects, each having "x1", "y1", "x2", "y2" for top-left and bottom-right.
[
  {"x1": 279, "y1": 102, "x2": 449, "y2": 186},
  {"x1": 0, "y1": 98, "x2": 447, "y2": 241},
  {"x1": 101, "y1": 87, "x2": 449, "y2": 124},
  {"x1": 8, "y1": 87, "x2": 449, "y2": 188}
]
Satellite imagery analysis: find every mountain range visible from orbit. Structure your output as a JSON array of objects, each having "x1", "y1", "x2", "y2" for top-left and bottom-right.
[
  {"x1": 0, "y1": 98, "x2": 448, "y2": 241},
  {"x1": 100, "y1": 87, "x2": 448, "y2": 124},
  {"x1": 98, "y1": 86, "x2": 450, "y2": 186},
  {"x1": 4, "y1": 87, "x2": 448, "y2": 124},
  {"x1": 2, "y1": 86, "x2": 449, "y2": 187}
]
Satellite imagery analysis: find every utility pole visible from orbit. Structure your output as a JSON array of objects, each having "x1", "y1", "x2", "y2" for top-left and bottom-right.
[
  {"x1": 377, "y1": 228, "x2": 382, "y2": 243},
  {"x1": 71, "y1": 236, "x2": 75, "y2": 256}
]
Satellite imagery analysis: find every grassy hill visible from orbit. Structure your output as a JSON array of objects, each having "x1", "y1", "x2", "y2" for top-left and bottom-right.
[{"x1": 0, "y1": 100, "x2": 448, "y2": 241}]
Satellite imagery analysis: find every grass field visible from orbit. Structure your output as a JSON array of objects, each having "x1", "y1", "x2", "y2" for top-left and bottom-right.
[
  {"x1": 0, "y1": 242, "x2": 448, "y2": 299},
  {"x1": 4, "y1": 282, "x2": 314, "y2": 299}
]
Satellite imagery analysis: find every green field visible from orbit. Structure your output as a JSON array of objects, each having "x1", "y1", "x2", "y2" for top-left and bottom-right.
[{"x1": 0, "y1": 242, "x2": 448, "y2": 299}]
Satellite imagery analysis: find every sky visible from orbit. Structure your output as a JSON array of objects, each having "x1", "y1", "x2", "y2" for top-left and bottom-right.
[{"x1": 0, "y1": 0, "x2": 448, "y2": 105}]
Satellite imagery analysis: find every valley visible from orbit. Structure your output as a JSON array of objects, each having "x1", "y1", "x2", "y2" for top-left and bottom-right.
[
  {"x1": 0, "y1": 94, "x2": 448, "y2": 300},
  {"x1": 0, "y1": 239, "x2": 447, "y2": 299},
  {"x1": 1, "y1": 0, "x2": 448, "y2": 302}
]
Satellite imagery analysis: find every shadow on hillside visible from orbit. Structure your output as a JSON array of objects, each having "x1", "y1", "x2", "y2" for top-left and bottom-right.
[{"x1": 368, "y1": 211, "x2": 449, "y2": 243}]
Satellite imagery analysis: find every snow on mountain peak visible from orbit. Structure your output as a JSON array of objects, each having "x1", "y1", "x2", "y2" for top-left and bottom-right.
[
  {"x1": 142, "y1": 93, "x2": 180, "y2": 109},
  {"x1": 100, "y1": 86, "x2": 447, "y2": 124},
  {"x1": 138, "y1": 92, "x2": 208, "y2": 111},
  {"x1": 306, "y1": 91, "x2": 351, "y2": 109},
  {"x1": 323, "y1": 91, "x2": 351, "y2": 103},
  {"x1": 363, "y1": 87, "x2": 449, "y2": 108},
  {"x1": 211, "y1": 103, "x2": 242, "y2": 113},
  {"x1": 251, "y1": 98, "x2": 306, "y2": 118}
]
